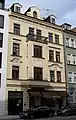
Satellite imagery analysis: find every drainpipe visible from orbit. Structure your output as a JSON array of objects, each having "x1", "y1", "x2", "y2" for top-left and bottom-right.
[{"x1": 62, "y1": 30, "x2": 68, "y2": 105}]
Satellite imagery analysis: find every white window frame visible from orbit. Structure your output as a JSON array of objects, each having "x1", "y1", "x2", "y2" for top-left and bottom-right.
[
  {"x1": 66, "y1": 37, "x2": 69, "y2": 46},
  {"x1": 71, "y1": 39, "x2": 74, "y2": 48}
]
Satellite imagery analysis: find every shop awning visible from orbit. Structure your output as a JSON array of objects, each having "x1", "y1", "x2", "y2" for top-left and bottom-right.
[
  {"x1": 29, "y1": 92, "x2": 42, "y2": 96},
  {"x1": 42, "y1": 91, "x2": 66, "y2": 99}
]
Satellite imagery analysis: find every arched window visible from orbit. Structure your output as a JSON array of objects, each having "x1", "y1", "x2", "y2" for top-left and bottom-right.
[{"x1": 33, "y1": 11, "x2": 37, "y2": 18}]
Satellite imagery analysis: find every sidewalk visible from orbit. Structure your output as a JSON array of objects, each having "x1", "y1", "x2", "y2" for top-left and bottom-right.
[{"x1": 0, "y1": 115, "x2": 19, "y2": 120}]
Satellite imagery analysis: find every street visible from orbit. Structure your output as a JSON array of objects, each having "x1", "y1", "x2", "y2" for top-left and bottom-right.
[{"x1": 17, "y1": 116, "x2": 76, "y2": 120}]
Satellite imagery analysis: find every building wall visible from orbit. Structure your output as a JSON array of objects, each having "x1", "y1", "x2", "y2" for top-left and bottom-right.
[
  {"x1": 6, "y1": 11, "x2": 66, "y2": 114},
  {"x1": 7, "y1": 14, "x2": 65, "y2": 82},
  {"x1": 64, "y1": 32, "x2": 76, "y2": 103},
  {"x1": 0, "y1": 9, "x2": 8, "y2": 115}
]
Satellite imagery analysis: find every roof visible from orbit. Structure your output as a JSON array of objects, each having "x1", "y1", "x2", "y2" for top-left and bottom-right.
[{"x1": 10, "y1": 3, "x2": 22, "y2": 9}]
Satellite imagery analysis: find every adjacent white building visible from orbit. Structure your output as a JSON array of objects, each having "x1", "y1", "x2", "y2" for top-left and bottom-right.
[{"x1": 0, "y1": 0, "x2": 9, "y2": 115}]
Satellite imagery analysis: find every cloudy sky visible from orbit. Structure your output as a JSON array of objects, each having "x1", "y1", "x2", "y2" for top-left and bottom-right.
[{"x1": 5, "y1": 0, "x2": 76, "y2": 27}]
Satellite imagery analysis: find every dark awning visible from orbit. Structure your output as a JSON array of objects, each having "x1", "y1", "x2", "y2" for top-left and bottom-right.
[
  {"x1": 42, "y1": 91, "x2": 66, "y2": 99},
  {"x1": 29, "y1": 92, "x2": 42, "y2": 96}
]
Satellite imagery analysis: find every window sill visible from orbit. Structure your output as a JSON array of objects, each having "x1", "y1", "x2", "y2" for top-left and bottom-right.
[
  {"x1": 12, "y1": 78, "x2": 19, "y2": 80},
  {"x1": 32, "y1": 56, "x2": 45, "y2": 59},
  {"x1": 11, "y1": 55, "x2": 22, "y2": 58},
  {"x1": 48, "y1": 60, "x2": 62, "y2": 64},
  {"x1": 67, "y1": 63, "x2": 76, "y2": 66}
]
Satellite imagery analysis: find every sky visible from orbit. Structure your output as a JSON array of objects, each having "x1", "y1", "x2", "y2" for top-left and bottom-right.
[{"x1": 5, "y1": 0, "x2": 76, "y2": 27}]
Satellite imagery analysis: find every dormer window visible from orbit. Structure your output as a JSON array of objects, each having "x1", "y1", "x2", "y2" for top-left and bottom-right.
[
  {"x1": 33, "y1": 11, "x2": 37, "y2": 18},
  {"x1": 15, "y1": 6, "x2": 20, "y2": 13}
]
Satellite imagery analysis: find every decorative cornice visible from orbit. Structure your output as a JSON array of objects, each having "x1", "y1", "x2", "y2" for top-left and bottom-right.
[{"x1": 48, "y1": 63, "x2": 63, "y2": 69}]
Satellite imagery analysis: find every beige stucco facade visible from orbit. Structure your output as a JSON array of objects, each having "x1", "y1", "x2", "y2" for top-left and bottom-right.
[{"x1": 5, "y1": 5, "x2": 66, "y2": 115}]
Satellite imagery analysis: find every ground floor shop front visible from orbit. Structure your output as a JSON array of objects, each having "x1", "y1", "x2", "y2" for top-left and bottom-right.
[{"x1": 6, "y1": 88, "x2": 66, "y2": 115}]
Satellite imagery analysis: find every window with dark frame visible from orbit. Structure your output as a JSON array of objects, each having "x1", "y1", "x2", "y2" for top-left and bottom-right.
[
  {"x1": 29, "y1": 27, "x2": 34, "y2": 40},
  {"x1": 12, "y1": 66, "x2": 19, "y2": 80},
  {"x1": 0, "y1": 33, "x2": 3, "y2": 47},
  {"x1": 29, "y1": 27, "x2": 34, "y2": 35},
  {"x1": 34, "y1": 67, "x2": 43, "y2": 80},
  {"x1": 14, "y1": 23, "x2": 20, "y2": 35},
  {"x1": 13, "y1": 43, "x2": 20, "y2": 56},
  {"x1": 49, "y1": 50, "x2": 54, "y2": 61},
  {"x1": 50, "y1": 70, "x2": 55, "y2": 82},
  {"x1": 55, "y1": 34, "x2": 59, "y2": 44},
  {"x1": 56, "y1": 51, "x2": 60, "y2": 62},
  {"x1": 57, "y1": 71, "x2": 61, "y2": 82},
  {"x1": 0, "y1": 73, "x2": 1, "y2": 87},
  {"x1": 48, "y1": 33, "x2": 53, "y2": 42},
  {"x1": 33, "y1": 11, "x2": 37, "y2": 18},
  {"x1": 0, "y1": 52, "x2": 2, "y2": 68},
  {"x1": 15, "y1": 6, "x2": 20, "y2": 13},
  {"x1": 0, "y1": 15, "x2": 4, "y2": 28},
  {"x1": 36, "y1": 29, "x2": 41, "y2": 40},
  {"x1": 34, "y1": 45, "x2": 42, "y2": 58}
]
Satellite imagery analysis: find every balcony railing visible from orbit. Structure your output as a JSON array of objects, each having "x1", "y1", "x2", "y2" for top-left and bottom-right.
[{"x1": 26, "y1": 34, "x2": 48, "y2": 43}]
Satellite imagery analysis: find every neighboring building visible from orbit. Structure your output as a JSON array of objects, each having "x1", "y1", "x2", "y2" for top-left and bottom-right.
[
  {"x1": 5, "y1": 3, "x2": 66, "y2": 115},
  {"x1": 63, "y1": 23, "x2": 76, "y2": 104},
  {"x1": 0, "y1": 0, "x2": 9, "y2": 115}
]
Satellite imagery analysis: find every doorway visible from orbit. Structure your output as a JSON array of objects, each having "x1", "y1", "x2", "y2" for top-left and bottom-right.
[{"x1": 8, "y1": 91, "x2": 23, "y2": 115}]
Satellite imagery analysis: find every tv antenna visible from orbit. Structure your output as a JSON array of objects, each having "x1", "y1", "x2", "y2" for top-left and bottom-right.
[{"x1": 43, "y1": 8, "x2": 56, "y2": 17}]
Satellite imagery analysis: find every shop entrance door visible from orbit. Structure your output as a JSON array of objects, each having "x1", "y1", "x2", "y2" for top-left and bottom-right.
[{"x1": 8, "y1": 91, "x2": 23, "y2": 115}]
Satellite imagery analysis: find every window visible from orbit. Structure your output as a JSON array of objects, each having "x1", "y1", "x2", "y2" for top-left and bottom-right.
[
  {"x1": 15, "y1": 6, "x2": 20, "y2": 13},
  {"x1": 13, "y1": 43, "x2": 20, "y2": 56},
  {"x1": 36, "y1": 29, "x2": 41, "y2": 40},
  {"x1": 73, "y1": 55, "x2": 76, "y2": 65},
  {"x1": 29, "y1": 27, "x2": 34, "y2": 35},
  {"x1": 56, "y1": 51, "x2": 60, "y2": 62},
  {"x1": 0, "y1": 2, "x2": 2, "y2": 9},
  {"x1": 69, "y1": 91, "x2": 73, "y2": 103},
  {"x1": 33, "y1": 11, "x2": 37, "y2": 18},
  {"x1": 29, "y1": 27, "x2": 34, "y2": 40},
  {"x1": 51, "y1": 18, "x2": 55, "y2": 24},
  {"x1": 71, "y1": 39, "x2": 74, "y2": 47},
  {"x1": 55, "y1": 34, "x2": 59, "y2": 44},
  {"x1": 34, "y1": 45, "x2": 42, "y2": 58},
  {"x1": 34, "y1": 67, "x2": 43, "y2": 80},
  {"x1": 0, "y1": 73, "x2": 1, "y2": 87},
  {"x1": 57, "y1": 71, "x2": 61, "y2": 82},
  {"x1": 12, "y1": 66, "x2": 19, "y2": 80},
  {"x1": 68, "y1": 72, "x2": 72, "y2": 82},
  {"x1": 75, "y1": 92, "x2": 76, "y2": 102},
  {"x1": 74, "y1": 73, "x2": 76, "y2": 82},
  {"x1": 0, "y1": 1, "x2": 4, "y2": 9},
  {"x1": 50, "y1": 70, "x2": 55, "y2": 82},
  {"x1": 66, "y1": 38, "x2": 69, "y2": 46},
  {"x1": 14, "y1": 23, "x2": 20, "y2": 35},
  {"x1": 49, "y1": 50, "x2": 54, "y2": 61},
  {"x1": 0, "y1": 33, "x2": 3, "y2": 47},
  {"x1": 67, "y1": 54, "x2": 71, "y2": 64},
  {"x1": 48, "y1": 33, "x2": 53, "y2": 42},
  {"x1": 0, "y1": 15, "x2": 4, "y2": 28},
  {"x1": 0, "y1": 52, "x2": 2, "y2": 68}
]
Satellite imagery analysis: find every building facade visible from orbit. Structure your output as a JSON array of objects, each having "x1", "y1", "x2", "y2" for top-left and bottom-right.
[
  {"x1": 0, "y1": 0, "x2": 9, "y2": 116},
  {"x1": 63, "y1": 23, "x2": 76, "y2": 104},
  {"x1": 5, "y1": 3, "x2": 66, "y2": 115}
]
